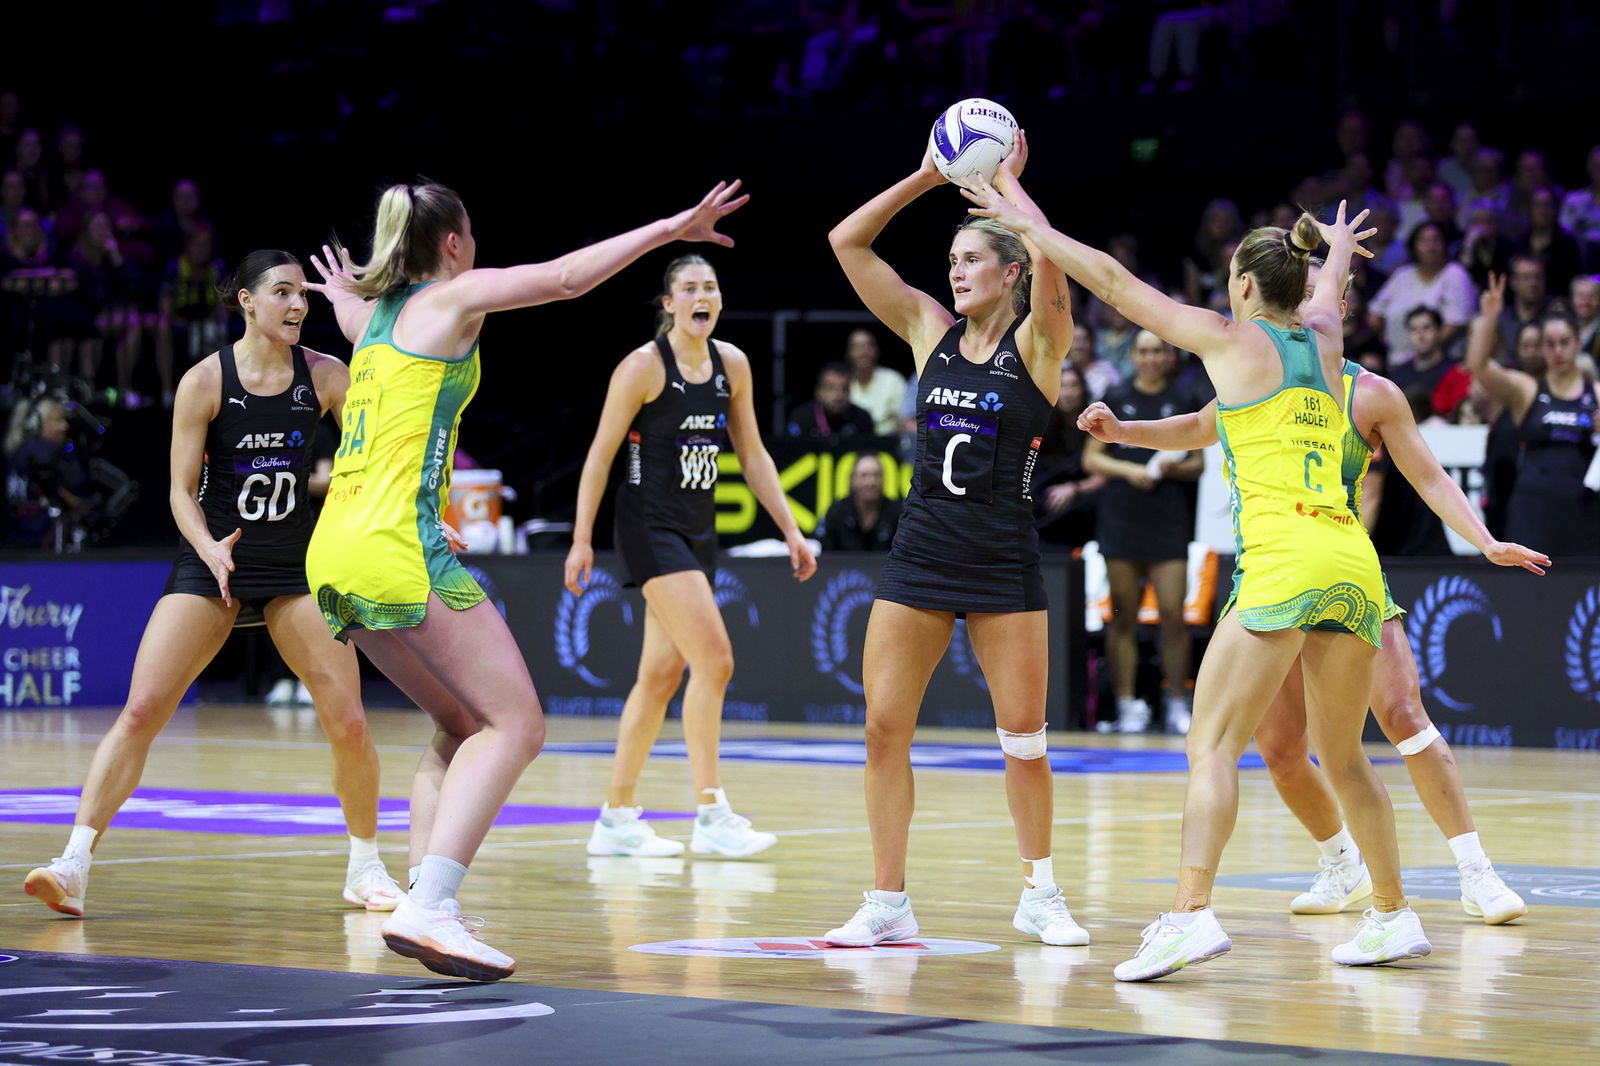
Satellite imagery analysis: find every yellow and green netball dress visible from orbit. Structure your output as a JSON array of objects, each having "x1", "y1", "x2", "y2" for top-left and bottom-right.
[
  {"x1": 307, "y1": 283, "x2": 486, "y2": 640},
  {"x1": 1215, "y1": 323, "x2": 1384, "y2": 647},
  {"x1": 1337, "y1": 357, "x2": 1404, "y2": 624}
]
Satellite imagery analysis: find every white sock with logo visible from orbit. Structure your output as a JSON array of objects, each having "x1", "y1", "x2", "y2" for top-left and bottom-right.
[
  {"x1": 1448, "y1": 831, "x2": 1487, "y2": 868},
  {"x1": 868, "y1": 889, "x2": 908, "y2": 908},
  {"x1": 1316, "y1": 825, "x2": 1360, "y2": 864},
  {"x1": 1166, "y1": 909, "x2": 1206, "y2": 926},
  {"x1": 408, "y1": 865, "x2": 421, "y2": 892},
  {"x1": 63, "y1": 825, "x2": 97, "y2": 867}
]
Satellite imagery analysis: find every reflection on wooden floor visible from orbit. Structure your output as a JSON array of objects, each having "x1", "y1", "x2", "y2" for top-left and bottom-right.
[{"x1": 3, "y1": 705, "x2": 1597, "y2": 1064}]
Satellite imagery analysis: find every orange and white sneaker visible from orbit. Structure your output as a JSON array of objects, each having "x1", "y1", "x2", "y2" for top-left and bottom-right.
[
  {"x1": 24, "y1": 857, "x2": 87, "y2": 917},
  {"x1": 381, "y1": 897, "x2": 516, "y2": 982},
  {"x1": 343, "y1": 861, "x2": 403, "y2": 911}
]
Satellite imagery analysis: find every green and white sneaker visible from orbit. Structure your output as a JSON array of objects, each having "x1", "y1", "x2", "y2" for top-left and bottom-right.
[
  {"x1": 1331, "y1": 907, "x2": 1432, "y2": 966},
  {"x1": 1291, "y1": 855, "x2": 1373, "y2": 914},
  {"x1": 1013, "y1": 886, "x2": 1090, "y2": 946},
  {"x1": 1113, "y1": 908, "x2": 1232, "y2": 982},
  {"x1": 824, "y1": 891, "x2": 919, "y2": 946}
]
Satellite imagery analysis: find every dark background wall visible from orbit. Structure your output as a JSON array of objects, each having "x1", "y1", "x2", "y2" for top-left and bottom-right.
[{"x1": 7, "y1": 1, "x2": 1598, "y2": 544}]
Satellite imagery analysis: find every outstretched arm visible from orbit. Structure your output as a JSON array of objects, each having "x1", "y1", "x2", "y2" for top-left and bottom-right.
[
  {"x1": 305, "y1": 243, "x2": 378, "y2": 346},
  {"x1": 1078, "y1": 398, "x2": 1219, "y2": 451},
  {"x1": 448, "y1": 181, "x2": 748, "y2": 317},
  {"x1": 961, "y1": 175, "x2": 1234, "y2": 359},
  {"x1": 1464, "y1": 272, "x2": 1537, "y2": 422},
  {"x1": 723, "y1": 346, "x2": 817, "y2": 581},
  {"x1": 828, "y1": 149, "x2": 957, "y2": 367},
  {"x1": 989, "y1": 132, "x2": 1073, "y2": 366},
  {"x1": 1369, "y1": 375, "x2": 1549, "y2": 574}
]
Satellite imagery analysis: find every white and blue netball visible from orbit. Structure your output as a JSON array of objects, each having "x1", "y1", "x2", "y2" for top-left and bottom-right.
[{"x1": 928, "y1": 98, "x2": 1017, "y2": 187}]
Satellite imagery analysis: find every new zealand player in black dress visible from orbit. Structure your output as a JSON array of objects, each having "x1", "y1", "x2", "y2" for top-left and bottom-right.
[
  {"x1": 565, "y1": 255, "x2": 816, "y2": 859},
  {"x1": 23, "y1": 251, "x2": 400, "y2": 918},
  {"x1": 818, "y1": 133, "x2": 1089, "y2": 947}
]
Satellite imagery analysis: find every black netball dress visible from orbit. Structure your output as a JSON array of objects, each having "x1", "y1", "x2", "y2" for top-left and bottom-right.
[
  {"x1": 613, "y1": 336, "x2": 731, "y2": 587},
  {"x1": 1505, "y1": 378, "x2": 1600, "y2": 556},
  {"x1": 165, "y1": 344, "x2": 321, "y2": 605},
  {"x1": 1094, "y1": 378, "x2": 1201, "y2": 562},
  {"x1": 876, "y1": 319, "x2": 1054, "y2": 613}
]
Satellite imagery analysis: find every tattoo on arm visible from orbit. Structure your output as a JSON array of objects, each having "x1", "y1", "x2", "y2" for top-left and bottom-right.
[{"x1": 1050, "y1": 281, "x2": 1067, "y2": 314}]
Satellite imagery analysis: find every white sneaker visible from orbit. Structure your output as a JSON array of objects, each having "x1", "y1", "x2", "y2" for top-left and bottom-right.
[
  {"x1": 1291, "y1": 855, "x2": 1373, "y2": 914},
  {"x1": 380, "y1": 896, "x2": 516, "y2": 982},
  {"x1": 1117, "y1": 698, "x2": 1152, "y2": 734},
  {"x1": 1013, "y1": 886, "x2": 1090, "y2": 946},
  {"x1": 587, "y1": 807, "x2": 686, "y2": 857},
  {"x1": 343, "y1": 860, "x2": 403, "y2": 911},
  {"x1": 690, "y1": 808, "x2": 777, "y2": 858},
  {"x1": 1331, "y1": 907, "x2": 1432, "y2": 966},
  {"x1": 823, "y1": 891, "x2": 919, "y2": 946},
  {"x1": 1113, "y1": 908, "x2": 1232, "y2": 982},
  {"x1": 294, "y1": 681, "x2": 313, "y2": 704},
  {"x1": 1459, "y1": 860, "x2": 1527, "y2": 924},
  {"x1": 266, "y1": 679, "x2": 296, "y2": 706},
  {"x1": 24, "y1": 857, "x2": 87, "y2": 917},
  {"x1": 1164, "y1": 698, "x2": 1191, "y2": 736}
]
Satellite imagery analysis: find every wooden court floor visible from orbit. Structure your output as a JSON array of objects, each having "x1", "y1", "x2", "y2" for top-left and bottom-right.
[{"x1": 2, "y1": 704, "x2": 1597, "y2": 1065}]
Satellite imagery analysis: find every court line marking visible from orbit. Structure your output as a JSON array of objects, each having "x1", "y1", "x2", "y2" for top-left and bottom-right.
[{"x1": 3, "y1": 793, "x2": 1590, "y2": 870}]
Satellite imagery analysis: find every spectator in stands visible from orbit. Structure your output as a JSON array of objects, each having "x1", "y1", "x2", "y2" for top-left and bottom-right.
[
  {"x1": 1389, "y1": 306, "x2": 1455, "y2": 397},
  {"x1": 1332, "y1": 152, "x2": 1381, "y2": 206},
  {"x1": 1498, "y1": 150, "x2": 1555, "y2": 243},
  {"x1": 1069, "y1": 320, "x2": 1122, "y2": 401},
  {"x1": 11, "y1": 128, "x2": 50, "y2": 213},
  {"x1": 1, "y1": 207, "x2": 75, "y2": 366},
  {"x1": 1566, "y1": 274, "x2": 1600, "y2": 360},
  {"x1": 155, "y1": 222, "x2": 224, "y2": 407},
  {"x1": 153, "y1": 179, "x2": 211, "y2": 266},
  {"x1": 1366, "y1": 199, "x2": 1407, "y2": 274},
  {"x1": 1093, "y1": 301, "x2": 1137, "y2": 379},
  {"x1": 5, "y1": 397, "x2": 94, "y2": 547},
  {"x1": 1558, "y1": 145, "x2": 1600, "y2": 253},
  {"x1": 844, "y1": 327, "x2": 906, "y2": 435},
  {"x1": 1497, "y1": 252, "x2": 1551, "y2": 358},
  {"x1": 1335, "y1": 110, "x2": 1370, "y2": 165},
  {"x1": 49, "y1": 124, "x2": 87, "y2": 210},
  {"x1": 1385, "y1": 121, "x2": 1430, "y2": 200},
  {"x1": 1518, "y1": 185, "x2": 1582, "y2": 293},
  {"x1": 1395, "y1": 155, "x2": 1437, "y2": 241},
  {"x1": 1437, "y1": 123, "x2": 1480, "y2": 204},
  {"x1": 1462, "y1": 147, "x2": 1511, "y2": 229},
  {"x1": 65, "y1": 211, "x2": 140, "y2": 397},
  {"x1": 787, "y1": 360, "x2": 874, "y2": 440},
  {"x1": 818, "y1": 451, "x2": 900, "y2": 551},
  {"x1": 1182, "y1": 197, "x2": 1243, "y2": 311},
  {"x1": 1422, "y1": 182, "x2": 1462, "y2": 252},
  {"x1": 1369, "y1": 220, "x2": 1477, "y2": 362},
  {"x1": 1084, "y1": 330, "x2": 1202, "y2": 735},
  {"x1": 1033, "y1": 362, "x2": 1103, "y2": 549},
  {"x1": 0, "y1": 169, "x2": 28, "y2": 241},
  {"x1": 1459, "y1": 199, "x2": 1515, "y2": 289}
]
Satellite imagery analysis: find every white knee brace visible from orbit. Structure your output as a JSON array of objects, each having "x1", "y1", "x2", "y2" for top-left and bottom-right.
[
  {"x1": 997, "y1": 724, "x2": 1048, "y2": 760},
  {"x1": 1395, "y1": 724, "x2": 1441, "y2": 756}
]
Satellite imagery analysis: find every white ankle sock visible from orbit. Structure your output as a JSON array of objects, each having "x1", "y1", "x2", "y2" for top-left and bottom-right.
[
  {"x1": 1023, "y1": 855, "x2": 1055, "y2": 891},
  {"x1": 347, "y1": 835, "x2": 379, "y2": 872},
  {"x1": 63, "y1": 825, "x2": 97, "y2": 866},
  {"x1": 600, "y1": 804, "x2": 634, "y2": 827},
  {"x1": 1167, "y1": 909, "x2": 1205, "y2": 926},
  {"x1": 868, "y1": 889, "x2": 908, "y2": 907},
  {"x1": 698, "y1": 787, "x2": 730, "y2": 821},
  {"x1": 412, "y1": 855, "x2": 467, "y2": 909},
  {"x1": 407, "y1": 865, "x2": 421, "y2": 891},
  {"x1": 1316, "y1": 826, "x2": 1360, "y2": 864},
  {"x1": 1448, "y1": 831, "x2": 1486, "y2": 868}
]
